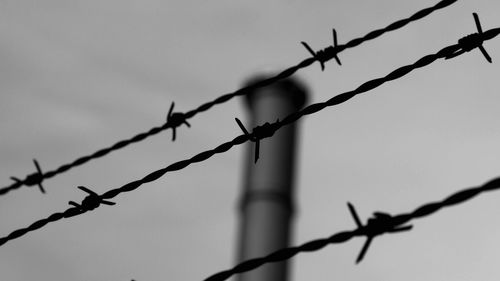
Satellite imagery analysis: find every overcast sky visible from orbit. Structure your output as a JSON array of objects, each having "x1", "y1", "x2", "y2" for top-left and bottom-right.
[{"x1": 1, "y1": 0, "x2": 500, "y2": 280}]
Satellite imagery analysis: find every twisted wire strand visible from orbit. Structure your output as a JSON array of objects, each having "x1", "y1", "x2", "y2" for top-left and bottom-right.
[
  {"x1": 203, "y1": 176, "x2": 500, "y2": 281},
  {"x1": 0, "y1": 26, "x2": 498, "y2": 247},
  {"x1": 0, "y1": 123, "x2": 169, "y2": 196},
  {"x1": 182, "y1": 0, "x2": 458, "y2": 119},
  {"x1": 0, "y1": 0, "x2": 458, "y2": 196}
]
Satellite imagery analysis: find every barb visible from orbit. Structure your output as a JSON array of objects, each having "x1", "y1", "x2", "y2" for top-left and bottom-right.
[
  {"x1": 301, "y1": 28, "x2": 342, "y2": 70},
  {"x1": 347, "y1": 202, "x2": 412, "y2": 263},
  {"x1": 234, "y1": 118, "x2": 279, "y2": 163},
  {"x1": 0, "y1": 0, "x2": 458, "y2": 197},
  {"x1": 167, "y1": 102, "x2": 191, "y2": 141},
  {"x1": 202, "y1": 176, "x2": 500, "y2": 281},
  {"x1": 10, "y1": 159, "x2": 45, "y2": 194},
  {"x1": 445, "y1": 13, "x2": 492, "y2": 62},
  {"x1": 0, "y1": 25, "x2": 498, "y2": 247},
  {"x1": 68, "y1": 186, "x2": 115, "y2": 212}
]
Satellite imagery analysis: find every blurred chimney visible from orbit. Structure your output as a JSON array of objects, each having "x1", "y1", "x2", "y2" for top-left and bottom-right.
[{"x1": 236, "y1": 74, "x2": 308, "y2": 281}]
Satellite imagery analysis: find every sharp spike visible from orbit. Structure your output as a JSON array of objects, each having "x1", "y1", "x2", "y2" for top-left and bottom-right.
[
  {"x1": 334, "y1": 55, "x2": 342, "y2": 66},
  {"x1": 301, "y1": 41, "x2": 317, "y2": 57},
  {"x1": 347, "y1": 202, "x2": 363, "y2": 228},
  {"x1": 473, "y1": 13, "x2": 482, "y2": 34},
  {"x1": 356, "y1": 237, "x2": 373, "y2": 264},
  {"x1": 478, "y1": 45, "x2": 492, "y2": 63},
  {"x1": 33, "y1": 159, "x2": 42, "y2": 174},
  {"x1": 235, "y1": 118, "x2": 250, "y2": 136},
  {"x1": 331, "y1": 29, "x2": 342, "y2": 66},
  {"x1": 254, "y1": 140, "x2": 260, "y2": 163},
  {"x1": 101, "y1": 200, "x2": 116, "y2": 206},
  {"x1": 10, "y1": 177, "x2": 21, "y2": 183},
  {"x1": 168, "y1": 102, "x2": 175, "y2": 119},
  {"x1": 32, "y1": 159, "x2": 46, "y2": 193},
  {"x1": 77, "y1": 186, "x2": 95, "y2": 195},
  {"x1": 68, "y1": 201, "x2": 80, "y2": 208},
  {"x1": 37, "y1": 183, "x2": 46, "y2": 194}
]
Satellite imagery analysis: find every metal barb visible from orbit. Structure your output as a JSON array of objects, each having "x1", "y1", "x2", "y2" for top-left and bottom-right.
[
  {"x1": 68, "y1": 186, "x2": 115, "y2": 212},
  {"x1": 235, "y1": 118, "x2": 260, "y2": 163},
  {"x1": 446, "y1": 13, "x2": 492, "y2": 63},
  {"x1": 471, "y1": 12, "x2": 492, "y2": 63},
  {"x1": 235, "y1": 118, "x2": 278, "y2": 163},
  {"x1": 301, "y1": 41, "x2": 325, "y2": 71},
  {"x1": 235, "y1": 118, "x2": 251, "y2": 136},
  {"x1": 2, "y1": 0, "x2": 494, "y2": 251},
  {"x1": 347, "y1": 202, "x2": 412, "y2": 264},
  {"x1": 332, "y1": 29, "x2": 342, "y2": 65},
  {"x1": 356, "y1": 236, "x2": 373, "y2": 264},
  {"x1": 301, "y1": 28, "x2": 342, "y2": 70},
  {"x1": 11, "y1": 159, "x2": 46, "y2": 194},
  {"x1": 473, "y1": 13, "x2": 482, "y2": 34},
  {"x1": 347, "y1": 202, "x2": 362, "y2": 228},
  {"x1": 0, "y1": 0, "x2": 460, "y2": 198},
  {"x1": 166, "y1": 102, "x2": 191, "y2": 141},
  {"x1": 254, "y1": 138, "x2": 260, "y2": 163}
]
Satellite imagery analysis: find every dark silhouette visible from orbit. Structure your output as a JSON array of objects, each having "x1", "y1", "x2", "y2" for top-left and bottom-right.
[
  {"x1": 347, "y1": 202, "x2": 412, "y2": 263},
  {"x1": 0, "y1": 23, "x2": 498, "y2": 247},
  {"x1": 0, "y1": 0, "x2": 459, "y2": 197},
  {"x1": 445, "y1": 13, "x2": 492, "y2": 62},
  {"x1": 68, "y1": 186, "x2": 115, "y2": 212},
  {"x1": 166, "y1": 102, "x2": 191, "y2": 141},
  {"x1": 204, "y1": 177, "x2": 500, "y2": 281},
  {"x1": 301, "y1": 28, "x2": 342, "y2": 70},
  {"x1": 234, "y1": 117, "x2": 279, "y2": 163},
  {"x1": 9, "y1": 159, "x2": 45, "y2": 194}
]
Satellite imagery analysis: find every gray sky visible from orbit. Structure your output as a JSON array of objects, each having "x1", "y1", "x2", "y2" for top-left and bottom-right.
[{"x1": 1, "y1": 0, "x2": 500, "y2": 280}]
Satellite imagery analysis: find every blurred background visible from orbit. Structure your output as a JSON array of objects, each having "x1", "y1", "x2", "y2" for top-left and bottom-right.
[{"x1": 1, "y1": 0, "x2": 500, "y2": 280}]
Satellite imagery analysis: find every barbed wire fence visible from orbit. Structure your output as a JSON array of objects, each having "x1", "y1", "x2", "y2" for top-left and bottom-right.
[
  {"x1": 0, "y1": 0, "x2": 458, "y2": 197},
  {"x1": 2, "y1": 1, "x2": 500, "y2": 281},
  {"x1": 203, "y1": 176, "x2": 500, "y2": 281},
  {"x1": 1, "y1": 23, "x2": 498, "y2": 250}
]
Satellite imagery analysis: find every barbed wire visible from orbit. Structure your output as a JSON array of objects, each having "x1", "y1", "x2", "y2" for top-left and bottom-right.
[
  {"x1": 203, "y1": 176, "x2": 500, "y2": 281},
  {"x1": 0, "y1": 0, "x2": 458, "y2": 196},
  {"x1": 0, "y1": 22, "x2": 497, "y2": 247}
]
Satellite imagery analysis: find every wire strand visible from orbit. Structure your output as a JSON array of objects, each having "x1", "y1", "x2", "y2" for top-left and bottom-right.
[
  {"x1": 0, "y1": 0, "x2": 458, "y2": 196},
  {"x1": 203, "y1": 176, "x2": 500, "y2": 281},
  {"x1": 0, "y1": 25, "x2": 497, "y2": 247}
]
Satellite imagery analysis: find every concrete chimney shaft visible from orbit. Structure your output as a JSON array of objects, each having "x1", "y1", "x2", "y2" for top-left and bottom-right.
[{"x1": 236, "y1": 75, "x2": 308, "y2": 281}]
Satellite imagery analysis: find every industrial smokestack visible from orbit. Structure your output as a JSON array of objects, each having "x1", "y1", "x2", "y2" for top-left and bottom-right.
[{"x1": 236, "y1": 75, "x2": 308, "y2": 281}]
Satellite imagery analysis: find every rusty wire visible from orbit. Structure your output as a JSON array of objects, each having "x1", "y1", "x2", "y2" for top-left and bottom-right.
[
  {"x1": 0, "y1": 0, "x2": 458, "y2": 196},
  {"x1": 0, "y1": 24, "x2": 498, "y2": 247}
]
